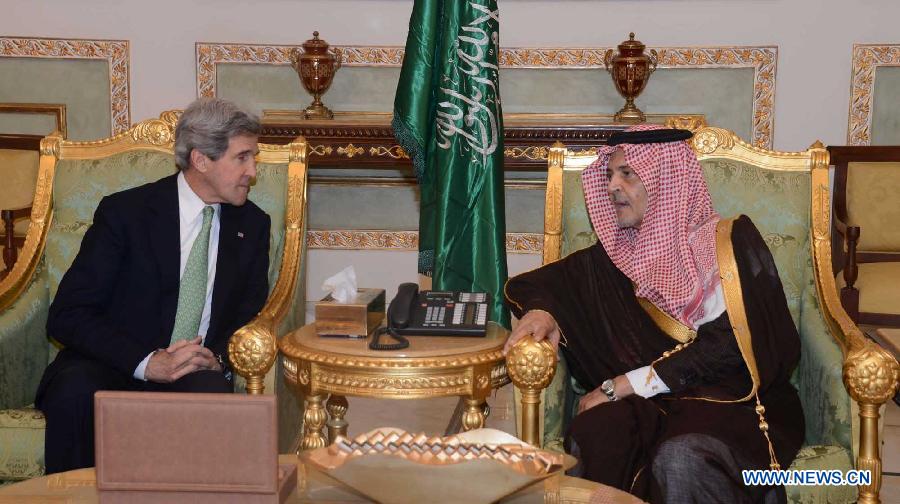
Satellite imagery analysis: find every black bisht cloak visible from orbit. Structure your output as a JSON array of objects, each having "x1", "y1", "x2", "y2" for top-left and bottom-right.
[{"x1": 505, "y1": 215, "x2": 804, "y2": 499}]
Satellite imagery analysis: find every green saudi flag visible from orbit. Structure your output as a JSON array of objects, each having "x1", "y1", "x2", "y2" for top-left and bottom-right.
[{"x1": 392, "y1": 0, "x2": 510, "y2": 328}]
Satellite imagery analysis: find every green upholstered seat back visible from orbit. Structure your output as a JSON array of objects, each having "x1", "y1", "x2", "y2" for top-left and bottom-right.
[
  {"x1": 48, "y1": 152, "x2": 174, "y2": 301},
  {"x1": 550, "y1": 149, "x2": 851, "y2": 454}
]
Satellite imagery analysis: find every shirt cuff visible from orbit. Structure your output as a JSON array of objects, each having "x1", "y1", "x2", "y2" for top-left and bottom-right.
[
  {"x1": 134, "y1": 352, "x2": 153, "y2": 381},
  {"x1": 625, "y1": 365, "x2": 670, "y2": 398}
]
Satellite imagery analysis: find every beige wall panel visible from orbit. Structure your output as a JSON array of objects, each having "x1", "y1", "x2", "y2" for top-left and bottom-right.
[
  {"x1": 308, "y1": 183, "x2": 545, "y2": 233},
  {"x1": 0, "y1": 112, "x2": 57, "y2": 136},
  {"x1": 217, "y1": 63, "x2": 752, "y2": 140},
  {"x1": 872, "y1": 66, "x2": 900, "y2": 145},
  {"x1": 504, "y1": 188, "x2": 545, "y2": 233},
  {"x1": 501, "y1": 67, "x2": 754, "y2": 140},
  {"x1": 0, "y1": 58, "x2": 110, "y2": 140},
  {"x1": 217, "y1": 64, "x2": 401, "y2": 114},
  {"x1": 309, "y1": 184, "x2": 420, "y2": 230}
]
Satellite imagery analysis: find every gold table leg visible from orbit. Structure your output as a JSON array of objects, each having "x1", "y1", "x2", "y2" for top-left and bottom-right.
[
  {"x1": 301, "y1": 393, "x2": 328, "y2": 450},
  {"x1": 462, "y1": 397, "x2": 486, "y2": 431},
  {"x1": 326, "y1": 394, "x2": 349, "y2": 443}
]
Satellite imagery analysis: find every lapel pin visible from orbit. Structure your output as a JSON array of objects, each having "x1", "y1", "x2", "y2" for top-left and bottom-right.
[{"x1": 237, "y1": 231, "x2": 244, "y2": 238}]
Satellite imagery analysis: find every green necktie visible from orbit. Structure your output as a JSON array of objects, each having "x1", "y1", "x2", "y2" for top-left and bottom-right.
[{"x1": 170, "y1": 205, "x2": 214, "y2": 344}]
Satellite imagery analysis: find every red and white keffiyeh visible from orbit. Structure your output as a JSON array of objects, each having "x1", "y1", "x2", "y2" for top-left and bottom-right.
[{"x1": 582, "y1": 124, "x2": 721, "y2": 328}]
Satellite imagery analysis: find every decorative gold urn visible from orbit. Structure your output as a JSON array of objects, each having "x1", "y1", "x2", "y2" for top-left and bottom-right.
[
  {"x1": 604, "y1": 33, "x2": 658, "y2": 123},
  {"x1": 290, "y1": 31, "x2": 341, "y2": 120}
]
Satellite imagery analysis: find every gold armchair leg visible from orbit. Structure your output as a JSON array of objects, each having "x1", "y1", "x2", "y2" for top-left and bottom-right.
[
  {"x1": 856, "y1": 403, "x2": 883, "y2": 504},
  {"x1": 844, "y1": 339, "x2": 900, "y2": 504},
  {"x1": 506, "y1": 338, "x2": 558, "y2": 447},
  {"x1": 244, "y1": 375, "x2": 264, "y2": 395}
]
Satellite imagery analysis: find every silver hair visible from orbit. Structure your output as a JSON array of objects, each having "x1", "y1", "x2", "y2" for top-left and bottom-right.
[{"x1": 173, "y1": 98, "x2": 260, "y2": 170}]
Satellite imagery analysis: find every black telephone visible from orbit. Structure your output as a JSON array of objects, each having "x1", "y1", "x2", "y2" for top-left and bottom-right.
[{"x1": 369, "y1": 283, "x2": 490, "y2": 351}]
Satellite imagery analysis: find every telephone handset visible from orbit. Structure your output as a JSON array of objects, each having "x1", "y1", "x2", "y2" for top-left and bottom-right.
[
  {"x1": 369, "y1": 283, "x2": 490, "y2": 351},
  {"x1": 368, "y1": 283, "x2": 416, "y2": 351},
  {"x1": 389, "y1": 282, "x2": 419, "y2": 330}
]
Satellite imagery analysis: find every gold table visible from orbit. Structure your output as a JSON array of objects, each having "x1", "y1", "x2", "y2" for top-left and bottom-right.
[
  {"x1": 0, "y1": 454, "x2": 645, "y2": 503},
  {"x1": 279, "y1": 322, "x2": 510, "y2": 450}
]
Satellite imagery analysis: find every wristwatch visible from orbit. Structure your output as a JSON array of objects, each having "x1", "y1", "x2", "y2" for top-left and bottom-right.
[
  {"x1": 600, "y1": 378, "x2": 618, "y2": 402},
  {"x1": 215, "y1": 354, "x2": 233, "y2": 382}
]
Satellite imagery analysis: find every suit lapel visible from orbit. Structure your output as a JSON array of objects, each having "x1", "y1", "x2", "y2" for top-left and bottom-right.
[
  {"x1": 208, "y1": 204, "x2": 240, "y2": 344},
  {"x1": 148, "y1": 175, "x2": 181, "y2": 343}
]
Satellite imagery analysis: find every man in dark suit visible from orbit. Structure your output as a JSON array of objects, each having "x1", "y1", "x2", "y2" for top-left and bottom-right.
[{"x1": 35, "y1": 98, "x2": 271, "y2": 473}]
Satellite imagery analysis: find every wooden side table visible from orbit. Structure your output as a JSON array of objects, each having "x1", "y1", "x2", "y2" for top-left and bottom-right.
[{"x1": 279, "y1": 322, "x2": 510, "y2": 450}]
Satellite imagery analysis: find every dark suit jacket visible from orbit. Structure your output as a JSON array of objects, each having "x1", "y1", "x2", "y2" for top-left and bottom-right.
[{"x1": 39, "y1": 173, "x2": 270, "y2": 388}]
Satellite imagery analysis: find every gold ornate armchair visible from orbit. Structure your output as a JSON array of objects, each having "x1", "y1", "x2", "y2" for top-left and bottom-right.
[
  {"x1": 506, "y1": 128, "x2": 899, "y2": 504},
  {"x1": 0, "y1": 112, "x2": 309, "y2": 482}
]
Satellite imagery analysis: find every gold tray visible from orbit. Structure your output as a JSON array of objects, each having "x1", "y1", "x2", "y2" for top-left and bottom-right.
[{"x1": 301, "y1": 428, "x2": 575, "y2": 504}]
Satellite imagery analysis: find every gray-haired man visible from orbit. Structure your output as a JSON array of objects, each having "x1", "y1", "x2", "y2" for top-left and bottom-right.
[{"x1": 36, "y1": 98, "x2": 271, "y2": 473}]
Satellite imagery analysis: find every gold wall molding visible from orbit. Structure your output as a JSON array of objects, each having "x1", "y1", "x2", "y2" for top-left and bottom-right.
[
  {"x1": 0, "y1": 37, "x2": 130, "y2": 135},
  {"x1": 307, "y1": 230, "x2": 418, "y2": 250},
  {"x1": 196, "y1": 44, "x2": 776, "y2": 148},
  {"x1": 305, "y1": 230, "x2": 542, "y2": 254},
  {"x1": 848, "y1": 44, "x2": 900, "y2": 146}
]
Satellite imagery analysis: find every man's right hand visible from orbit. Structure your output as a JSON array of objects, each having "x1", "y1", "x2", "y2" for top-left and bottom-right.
[
  {"x1": 144, "y1": 337, "x2": 219, "y2": 383},
  {"x1": 502, "y1": 309, "x2": 561, "y2": 356}
]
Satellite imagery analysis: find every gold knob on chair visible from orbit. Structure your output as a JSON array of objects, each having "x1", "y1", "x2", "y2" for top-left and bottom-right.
[{"x1": 506, "y1": 338, "x2": 558, "y2": 447}]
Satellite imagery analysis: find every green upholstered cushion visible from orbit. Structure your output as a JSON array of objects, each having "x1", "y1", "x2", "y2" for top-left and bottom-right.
[
  {"x1": 49, "y1": 152, "x2": 176, "y2": 301},
  {"x1": 249, "y1": 162, "x2": 287, "y2": 292},
  {"x1": 0, "y1": 407, "x2": 45, "y2": 481},
  {"x1": 785, "y1": 445, "x2": 857, "y2": 504},
  {"x1": 0, "y1": 267, "x2": 49, "y2": 410},
  {"x1": 701, "y1": 160, "x2": 809, "y2": 324},
  {"x1": 701, "y1": 160, "x2": 852, "y2": 453},
  {"x1": 794, "y1": 290, "x2": 853, "y2": 451},
  {"x1": 560, "y1": 166, "x2": 596, "y2": 258},
  {"x1": 541, "y1": 357, "x2": 571, "y2": 453},
  {"x1": 542, "y1": 157, "x2": 853, "y2": 466}
]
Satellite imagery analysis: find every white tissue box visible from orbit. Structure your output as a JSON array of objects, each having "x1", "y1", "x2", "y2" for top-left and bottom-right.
[{"x1": 315, "y1": 288, "x2": 385, "y2": 337}]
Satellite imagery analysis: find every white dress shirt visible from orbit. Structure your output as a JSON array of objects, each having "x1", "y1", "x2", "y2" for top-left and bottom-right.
[
  {"x1": 134, "y1": 172, "x2": 221, "y2": 380},
  {"x1": 624, "y1": 284, "x2": 726, "y2": 398}
]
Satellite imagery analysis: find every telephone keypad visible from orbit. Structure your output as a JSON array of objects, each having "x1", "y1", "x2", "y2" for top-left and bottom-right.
[{"x1": 395, "y1": 290, "x2": 490, "y2": 337}]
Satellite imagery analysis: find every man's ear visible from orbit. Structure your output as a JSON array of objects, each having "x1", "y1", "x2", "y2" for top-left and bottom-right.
[{"x1": 190, "y1": 149, "x2": 208, "y2": 173}]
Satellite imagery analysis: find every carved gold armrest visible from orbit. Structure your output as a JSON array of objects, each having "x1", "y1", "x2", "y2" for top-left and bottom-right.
[
  {"x1": 506, "y1": 338, "x2": 558, "y2": 447},
  {"x1": 228, "y1": 139, "x2": 308, "y2": 395},
  {"x1": 228, "y1": 219, "x2": 303, "y2": 395},
  {"x1": 843, "y1": 334, "x2": 900, "y2": 504}
]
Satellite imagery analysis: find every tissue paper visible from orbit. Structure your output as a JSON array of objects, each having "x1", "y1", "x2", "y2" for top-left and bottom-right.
[{"x1": 322, "y1": 266, "x2": 358, "y2": 304}]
